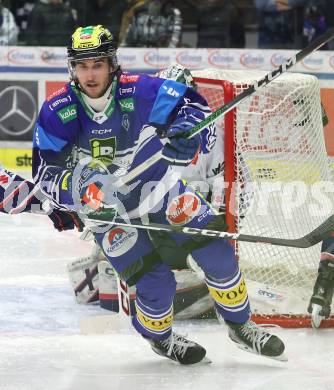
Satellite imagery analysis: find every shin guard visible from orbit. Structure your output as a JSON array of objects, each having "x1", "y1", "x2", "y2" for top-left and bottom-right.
[
  {"x1": 133, "y1": 299, "x2": 174, "y2": 340},
  {"x1": 205, "y1": 269, "x2": 250, "y2": 323}
]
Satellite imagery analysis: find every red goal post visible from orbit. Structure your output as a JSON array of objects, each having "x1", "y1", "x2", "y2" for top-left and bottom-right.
[{"x1": 193, "y1": 69, "x2": 334, "y2": 328}]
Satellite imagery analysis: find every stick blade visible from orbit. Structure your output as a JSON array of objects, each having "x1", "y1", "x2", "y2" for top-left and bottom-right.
[{"x1": 80, "y1": 314, "x2": 132, "y2": 334}]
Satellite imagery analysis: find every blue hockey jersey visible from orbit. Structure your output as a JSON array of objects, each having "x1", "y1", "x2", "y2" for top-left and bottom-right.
[{"x1": 32, "y1": 73, "x2": 215, "y2": 216}]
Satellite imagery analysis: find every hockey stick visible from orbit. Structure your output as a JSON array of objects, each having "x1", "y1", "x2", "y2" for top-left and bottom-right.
[
  {"x1": 85, "y1": 209, "x2": 334, "y2": 249},
  {"x1": 186, "y1": 26, "x2": 334, "y2": 139},
  {"x1": 80, "y1": 261, "x2": 133, "y2": 334},
  {"x1": 112, "y1": 27, "x2": 334, "y2": 187}
]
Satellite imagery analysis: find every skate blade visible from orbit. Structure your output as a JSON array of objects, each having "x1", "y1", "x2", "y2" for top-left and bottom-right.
[
  {"x1": 311, "y1": 304, "x2": 325, "y2": 329},
  {"x1": 235, "y1": 344, "x2": 288, "y2": 363},
  {"x1": 271, "y1": 352, "x2": 288, "y2": 362},
  {"x1": 180, "y1": 356, "x2": 212, "y2": 365}
]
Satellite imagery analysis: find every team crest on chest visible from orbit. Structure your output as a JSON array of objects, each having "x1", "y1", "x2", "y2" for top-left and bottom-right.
[
  {"x1": 122, "y1": 114, "x2": 130, "y2": 131},
  {"x1": 90, "y1": 137, "x2": 117, "y2": 165}
]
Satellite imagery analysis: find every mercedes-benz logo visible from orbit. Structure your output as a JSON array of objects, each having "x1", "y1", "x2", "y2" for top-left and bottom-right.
[{"x1": 0, "y1": 85, "x2": 37, "y2": 136}]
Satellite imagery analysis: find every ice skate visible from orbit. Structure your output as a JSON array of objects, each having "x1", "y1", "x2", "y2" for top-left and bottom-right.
[
  {"x1": 226, "y1": 319, "x2": 287, "y2": 362},
  {"x1": 308, "y1": 260, "x2": 334, "y2": 328},
  {"x1": 144, "y1": 332, "x2": 208, "y2": 365}
]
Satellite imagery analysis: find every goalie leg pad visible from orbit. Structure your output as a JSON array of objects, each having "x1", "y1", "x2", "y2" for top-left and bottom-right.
[
  {"x1": 67, "y1": 253, "x2": 100, "y2": 304},
  {"x1": 98, "y1": 260, "x2": 137, "y2": 313}
]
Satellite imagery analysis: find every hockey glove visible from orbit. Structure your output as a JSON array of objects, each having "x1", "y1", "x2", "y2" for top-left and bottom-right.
[
  {"x1": 161, "y1": 119, "x2": 201, "y2": 166},
  {"x1": 48, "y1": 209, "x2": 84, "y2": 232},
  {"x1": 158, "y1": 63, "x2": 197, "y2": 89}
]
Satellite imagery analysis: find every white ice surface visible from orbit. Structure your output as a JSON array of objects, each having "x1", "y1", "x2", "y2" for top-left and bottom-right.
[{"x1": 0, "y1": 213, "x2": 334, "y2": 390}]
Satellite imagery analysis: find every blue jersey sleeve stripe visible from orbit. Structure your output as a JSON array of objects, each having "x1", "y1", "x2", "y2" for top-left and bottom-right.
[
  {"x1": 149, "y1": 79, "x2": 187, "y2": 125},
  {"x1": 33, "y1": 124, "x2": 68, "y2": 151}
]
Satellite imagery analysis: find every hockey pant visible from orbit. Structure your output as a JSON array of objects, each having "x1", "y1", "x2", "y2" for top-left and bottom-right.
[
  {"x1": 94, "y1": 182, "x2": 251, "y2": 341},
  {"x1": 321, "y1": 235, "x2": 334, "y2": 261}
]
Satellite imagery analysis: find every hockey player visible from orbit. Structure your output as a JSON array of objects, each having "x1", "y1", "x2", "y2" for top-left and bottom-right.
[
  {"x1": 68, "y1": 63, "x2": 223, "y2": 319},
  {"x1": 308, "y1": 237, "x2": 334, "y2": 328},
  {"x1": 307, "y1": 106, "x2": 334, "y2": 328},
  {"x1": 32, "y1": 25, "x2": 286, "y2": 364}
]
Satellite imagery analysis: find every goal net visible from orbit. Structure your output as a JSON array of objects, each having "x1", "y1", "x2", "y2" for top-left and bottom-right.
[{"x1": 193, "y1": 69, "x2": 334, "y2": 327}]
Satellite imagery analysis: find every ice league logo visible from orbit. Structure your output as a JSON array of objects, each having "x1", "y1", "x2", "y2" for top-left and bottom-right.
[{"x1": 102, "y1": 227, "x2": 138, "y2": 257}]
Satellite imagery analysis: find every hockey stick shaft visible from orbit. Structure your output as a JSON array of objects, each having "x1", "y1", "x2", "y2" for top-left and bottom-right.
[
  {"x1": 113, "y1": 27, "x2": 334, "y2": 186},
  {"x1": 186, "y1": 27, "x2": 334, "y2": 139},
  {"x1": 85, "y1": 210, "x2": 334, "y2": 248}
]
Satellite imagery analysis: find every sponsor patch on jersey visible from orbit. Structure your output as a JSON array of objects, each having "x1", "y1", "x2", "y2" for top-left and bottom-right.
[
  {"x1": 91, "y1": 128, "x2": 113, "y2": 135},
  {"x1": 120, "y1": 74, "x2": 139, "y2": 84},
  {"x1": 119, "y1": 98, "x2": 135, "y2": 113},
  {"x1": 57, "y1": 104, "x2": 77, "y2": 124},
  {"x1": 197, "y1": 208, "x2": 213, "y2": 223},
  {"x1": 90, "y1": 137, "x2": 116, "y2": 165},
  {"x1": 102, "y1": 227, "x2": 138, "y2": 257},
  {"x1": 48, "y1": 95, "x2": 72, "y2": 111},
  {"x1": 119, "y1": 86, "x2": 135, "y2": 96},
  {"x1": 166, "y1": 192, "x2": 201, "y2": 226},
  {"x1": 46, "y1": 86, "x2": 67, "y2": 101}
]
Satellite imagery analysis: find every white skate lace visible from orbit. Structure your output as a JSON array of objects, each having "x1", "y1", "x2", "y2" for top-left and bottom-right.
[
  {"x1": 240, "y1": 321, "x2": 272, "y2": 352},
  {"x1": 161, "y1": 333, "x2": 194, "y2": 359}
]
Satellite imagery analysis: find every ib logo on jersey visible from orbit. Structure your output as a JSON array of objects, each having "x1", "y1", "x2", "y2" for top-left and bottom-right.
[{"x1": 102, "y1": 227, "x2": 138, "y2": 257}]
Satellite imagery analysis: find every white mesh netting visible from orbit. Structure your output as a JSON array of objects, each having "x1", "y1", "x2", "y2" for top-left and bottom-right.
[{"x1": 193, "y1": 69, "x2": 334, "y2": 323}]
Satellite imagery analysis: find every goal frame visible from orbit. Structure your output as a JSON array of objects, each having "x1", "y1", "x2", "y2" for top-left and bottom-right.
[{"x1": 194, "y1": 75, "x2": 334, "y2": 328}]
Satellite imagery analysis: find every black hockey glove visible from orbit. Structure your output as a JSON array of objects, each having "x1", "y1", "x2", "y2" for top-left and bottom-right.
[{"x1": 48, "y1": 209, "x2": 84, "y2": 232}]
